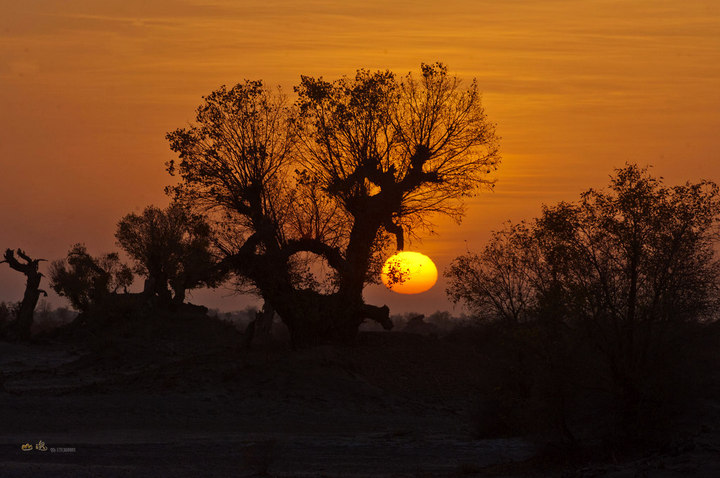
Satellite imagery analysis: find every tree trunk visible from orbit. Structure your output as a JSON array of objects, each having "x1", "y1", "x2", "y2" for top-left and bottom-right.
[
  {"x1": 241, "y1": 301, "x2": 275, "y2": 349},
  {"x1": 172, "y1": 284, "x2": 186, "y2": 306},
  {"x1": 230, "y1": 212, "x2": 394, "y2": 347},
  {"x1": 272, "y1": 290, "x2": 348, "y2": 347},
  {"x1": 270, "y1": 289, "x2": 391, "y2": 348},
  {"x1": 255, "y1": 301, "x2": 274, "y2": 341},
  {"x1": 1, "y1": 249, "x2": 46, "y2": 341}
]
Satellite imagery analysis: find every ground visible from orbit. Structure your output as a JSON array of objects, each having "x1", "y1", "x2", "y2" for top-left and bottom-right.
[{"x1": 1, "y1": 315, "x2": 719, "y2": 477}]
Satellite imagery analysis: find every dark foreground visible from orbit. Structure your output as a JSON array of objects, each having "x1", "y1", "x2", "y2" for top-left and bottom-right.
[{"x1": 1, "y1": 316, "x2": 719, "y2": 477}]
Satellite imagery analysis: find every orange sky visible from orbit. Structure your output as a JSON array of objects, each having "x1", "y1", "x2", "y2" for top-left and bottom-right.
[{"x1": 1, "y1": 0, "x2": 719, "y2": 315}]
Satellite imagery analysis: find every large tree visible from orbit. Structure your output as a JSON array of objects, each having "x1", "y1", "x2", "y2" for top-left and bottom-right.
[
  {"x1": 446, "y1": 164, "x2": 720, "y2": 426},
  {"x1": 167, "y1": 64, "x2": 500, "y2": 345}
]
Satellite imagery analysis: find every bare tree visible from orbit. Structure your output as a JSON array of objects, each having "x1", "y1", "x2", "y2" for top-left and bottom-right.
[{"x1": 0, "y1": 249, "x2": 47, "y2": 340}]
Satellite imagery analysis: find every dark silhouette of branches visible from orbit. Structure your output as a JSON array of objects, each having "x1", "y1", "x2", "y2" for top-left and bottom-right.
[
  {"x1": 49, "y1": 244, "x2": 133, "y2": 313},
  {"x1": 0, "y1": 248, "x2": 47, "y2": 340},
  {"x1": 166, "y1": 64, "x2": 499, "y2": 345},
  {"x1": 446, "y1": 164, "x2": 720, "y2": 436},
  {"x1": 446, "y1": 223, "x2": 536, "y2": 324},
  {"x1": 115, "y1": 203, "x2": 227, "y2": 307}
]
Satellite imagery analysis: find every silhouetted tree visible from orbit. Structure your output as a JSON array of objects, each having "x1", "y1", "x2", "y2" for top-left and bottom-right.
[
  {"x1": 49, "y1": 244, "x2": 134, "y2": 312},
  {"x1": 115, "y1": 204, "x2": 226, "y2": 306},
  {"x1": 167, "y1": 63, "x2": 499, "y2": 345},
  {"x1": 446, "y1": 223, "x2": 537, "y2": 324},
  {"x1": 0, "y1": 249, "x2": 47, "y2": 340},
  {"x1": 447, "y1": 164, "x2": 720, "y2": 432}
]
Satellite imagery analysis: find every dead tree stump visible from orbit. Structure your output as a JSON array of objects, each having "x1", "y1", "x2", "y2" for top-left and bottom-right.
[{"x1": 1, "y1": 249, "x2": 47, "y2": 340}]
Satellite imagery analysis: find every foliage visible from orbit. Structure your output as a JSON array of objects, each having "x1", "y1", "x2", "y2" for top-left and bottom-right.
[
  {"x1": 447, "y1": 164, "x2": 720, "y2": 441},
  {"x1": 295, "y1": 62, "x2": 499, "y2": 235},
  {"x1": 166, "y1": 63, "x2": 499, "y2": 344},
  {"x1": 448, "y1": 164, "x2": 720, "y2": 326},
  {"x1": 115, "y1": 203, "x2": 226, "y2": 305},
  {"x1": 49, "y1": 244, "x2": 134, "y2": 312},
  {"x1": 446, "y1": 223, "x2": 536, "y2": 323}
]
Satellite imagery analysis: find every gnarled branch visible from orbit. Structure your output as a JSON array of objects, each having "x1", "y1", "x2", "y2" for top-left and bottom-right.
[{"x1": 284, "y1": 238, "x2": 347, "y2": 271}]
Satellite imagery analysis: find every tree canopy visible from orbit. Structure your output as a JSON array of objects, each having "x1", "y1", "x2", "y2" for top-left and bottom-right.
[
  {"x1": 446, "y1": 164, "x2": 720, "y2": 427},
  {"x1": 49, "y1": 244, "x2": 134, "y2": 313},
  {"x1": 166, "y1": 63, "x2": 500, "y2": 345},
  {"x1": 447, "y1": 164, "x2": 720, "y2": 326},
  {"x1": 115, "y1": 204, "x2": 225, "y2": 306}
]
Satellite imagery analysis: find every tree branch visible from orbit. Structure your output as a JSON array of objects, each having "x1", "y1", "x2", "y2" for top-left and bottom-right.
[
  {"x1": 284, "y1": 238, "x2": 347, "y2": 271},
  {"x1": 3, "y1": 249, "x2": 30, "y2": 274},
  {"x1": 360, "y1": 303, "x2": 393, "y2": 330},
  {"x1": 384, "y1": 221, "x2": 404, "y2": 251}
]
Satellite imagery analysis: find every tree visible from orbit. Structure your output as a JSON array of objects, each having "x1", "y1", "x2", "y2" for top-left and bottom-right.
[
  {"x1": 49, "y1": 244, "x2": 134, "y2": 312},
  {"x1": 167, "y1": 80, "x2": 303, "y2": 341},
  {"x1": 167, "y1": 64, "x2": 500, "y2": 345},
  {"x1": 115, "y1": 203, "x2": 226, "y2": 306},
  {"x1": 446, "y1": 223, "x2": 537, "y2": 324},
  {"x1": 0, "y1": 249, "x2": 47, "y2": 340},
  {"x1": 446, "y1": 164, "x2": 720, "y2": 429}
]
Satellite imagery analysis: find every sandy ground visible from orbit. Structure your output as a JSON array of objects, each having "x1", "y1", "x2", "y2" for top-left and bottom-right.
[
  {"x1": 0, "y1": 330, "x2": 535, "y2": 477},
  {"x1": 1, "y1": 322, "x2": 719, "y2": 477}
]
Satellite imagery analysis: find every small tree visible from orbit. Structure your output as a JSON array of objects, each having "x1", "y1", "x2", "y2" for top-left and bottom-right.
[
  {"x1": 50, "y1": 244, "x2": 134, "y2": 312},
  {"x1": 115, "y1": 204, "x2": 225, "y2": 306},
  {"x1": 1, "y1": 249, "x2": 47, "y2": 340},
  {"x1": 446, "y1": 223, "x2": 536, "y2": 324}
]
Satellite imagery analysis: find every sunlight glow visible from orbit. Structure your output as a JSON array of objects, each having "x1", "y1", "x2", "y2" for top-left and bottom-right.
[{"x1": 381, "y1": 251, "x2": 438, "y2": 294}]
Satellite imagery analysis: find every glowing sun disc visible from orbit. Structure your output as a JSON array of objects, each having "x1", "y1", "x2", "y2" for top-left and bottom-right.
[{"x1": 381, "y1": 251, "x2": 438, "y2": 294}]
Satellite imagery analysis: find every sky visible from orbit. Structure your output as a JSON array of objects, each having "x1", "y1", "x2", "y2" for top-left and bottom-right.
[{"x1": 1, "y1": 0, "x2": 719, "y2": 315}]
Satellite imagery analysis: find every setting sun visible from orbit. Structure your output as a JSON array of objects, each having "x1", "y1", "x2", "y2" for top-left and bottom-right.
[{"x1": 381, "y1": 251, "x2": 438, "y2": 295}]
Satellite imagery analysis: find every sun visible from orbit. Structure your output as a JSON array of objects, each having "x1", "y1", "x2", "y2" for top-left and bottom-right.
[{"x1": 381, "y1": 251, "x2": 438, "y2": 294}]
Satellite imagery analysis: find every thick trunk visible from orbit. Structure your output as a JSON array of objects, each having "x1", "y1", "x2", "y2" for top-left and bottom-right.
[
  {"x1": 145, "y1": 266, "x2": 172, "y2": 306},
  {"x1": 270, "y1": 289, "x2": 391, "y2": 348},
  {"x1": 172, "y1": 285, "x2": 186, "y2": 306},
  {"x1": 13, "y1": 278, "x2": 42, "y2": 340},
  {"x1": 339, "y1": 209, "x2": 389, "y2": 300},
  {"x1": 339, "y1": 218, "x2": 376, "y2": 298},
  {"x1": 230, "y1": 209, "x2": 395, "y2": 347},
  {"x1": 273, "y1": 290, "x2": 353, "y2": 347},
  {"x1": 241, "y1": 301, "x2": 274, "y2": 349},
  {"x1": 255, "y1": 301, "x2": 274, "y2": 340}
]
